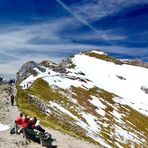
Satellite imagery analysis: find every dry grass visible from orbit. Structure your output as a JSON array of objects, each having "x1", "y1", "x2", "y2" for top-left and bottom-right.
[{"x1": 85, "y1": 52, "x2": 123, "y2": 65}]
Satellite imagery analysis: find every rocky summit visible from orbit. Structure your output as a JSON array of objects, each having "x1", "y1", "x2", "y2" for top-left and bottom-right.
[{"x1": 16, "y1": 50, "x2": 148, "y2": 147}]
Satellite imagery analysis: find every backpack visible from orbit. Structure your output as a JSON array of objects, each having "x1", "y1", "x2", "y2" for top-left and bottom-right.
[{"x1": 10, "y1": 127, "x2": 16, "y2": 134}]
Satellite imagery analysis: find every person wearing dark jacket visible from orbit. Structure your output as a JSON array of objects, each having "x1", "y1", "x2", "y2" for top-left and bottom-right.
[
  {"x1": 10, "y1": 94, "x2": 14, "y2": 106},
  {"x1": 27, "y1": 119, "x2": 34, "y2": 130},
  {"x1": 34, "y1": 120, "x2": 45, "y2": 133}
]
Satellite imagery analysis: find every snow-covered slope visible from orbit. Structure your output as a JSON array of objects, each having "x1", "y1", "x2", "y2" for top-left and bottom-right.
[
  {"x1": 17, "y1": 50, "x2": 148, "y2": 147},
  {"x1": 73, "y1": 53, "x2": 148, "y2": 116}
]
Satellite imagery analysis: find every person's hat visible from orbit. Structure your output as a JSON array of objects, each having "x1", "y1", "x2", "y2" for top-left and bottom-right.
[{"x1": 30, "y1": 118, "x2": 34, "y2": 121}]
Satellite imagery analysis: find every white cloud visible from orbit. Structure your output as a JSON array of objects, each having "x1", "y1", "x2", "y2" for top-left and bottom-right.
[{"x1": 68, "y1": 0, "x2": 148, "y2": 22}]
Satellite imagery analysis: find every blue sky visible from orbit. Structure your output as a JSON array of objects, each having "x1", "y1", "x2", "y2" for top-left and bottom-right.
[{"x1": 0, "y1": 0, "x2": 148, "y2": 78}]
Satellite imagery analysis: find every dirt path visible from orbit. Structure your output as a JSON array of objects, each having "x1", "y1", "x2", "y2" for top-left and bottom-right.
[
  {"x1": 0, "y1": 84, "x2": 99, "y2": 148},
  {"x1": 0, "y1": 84, "x2": 41, "y2": 148}
]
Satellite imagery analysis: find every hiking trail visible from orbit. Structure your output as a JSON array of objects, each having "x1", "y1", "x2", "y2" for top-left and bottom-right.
[{"x1": 0, "y1": 84, "x2": 98, "y2": 148}]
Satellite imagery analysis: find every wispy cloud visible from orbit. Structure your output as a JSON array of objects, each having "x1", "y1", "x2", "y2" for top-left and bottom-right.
[
  {"x1": 0, "y1": 18, "x2": 102, "y2": 75},
  {"x1": 56, "y1": 0, "x2": 126, "y2": 41},
  {"x1": 56, "y1": 0, "x2": 98, "y2": 33},
  {"x1": 66, "y1": 0, "x2": 148, "y2": 22},
  {"x1": 0, "y1": 16, "x2": 126, "y2": 53}
]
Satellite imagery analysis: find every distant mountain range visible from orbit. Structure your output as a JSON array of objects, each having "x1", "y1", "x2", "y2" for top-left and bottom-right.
[{"x1": 16, "y1": 50, "x2": 148, "y2": 147}]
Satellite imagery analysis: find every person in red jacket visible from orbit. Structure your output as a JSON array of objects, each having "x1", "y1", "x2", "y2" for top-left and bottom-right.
[
  {"x1": 15, "y1": 113, "x2": 23, "y2": 134},
  {"x1": 15, "y1": 113, "x2": 23, "y2": 125}
]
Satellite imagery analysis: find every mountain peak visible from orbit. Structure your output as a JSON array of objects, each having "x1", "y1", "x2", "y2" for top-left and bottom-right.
[{"x1": 88, "y1": 50, "x2": 107, "y2": 55}]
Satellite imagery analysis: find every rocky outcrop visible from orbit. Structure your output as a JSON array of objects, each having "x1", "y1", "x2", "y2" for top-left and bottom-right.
[
  {"x1": 39, "y1": 60, "x2": 58, "y2": 69},
  {"x1": 124, "y1": 60, "x2": 148, "y2": 69},
  {"x1": 16, "y1": 61, "x2": 46, "y2": 82},
  {"x1": 16, "y1": 61, "x2": 38, "y2": 82},
  {"x1": 39, "y1": 60, "x2": 66, "y2": 73},
  {"x1": 27, "y1": 94, "x2": 51, "y2": 114},
  {"x1": 16, "y1": 57, "x2": 76, "y2": 82},
  {"x1": 59, "y1": 57, "x2": 75, "y2": 69}
]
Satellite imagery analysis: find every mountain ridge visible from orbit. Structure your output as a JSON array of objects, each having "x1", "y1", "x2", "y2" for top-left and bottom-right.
[
  {"x1": 16, "y1": 50, "x2": 148, "y2": 147},
  {"x1": 17, "y1": 50, "x2": 148, "y2": 82}
]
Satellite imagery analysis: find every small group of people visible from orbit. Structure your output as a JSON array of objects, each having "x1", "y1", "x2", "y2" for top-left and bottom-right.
[
  {"x1": 8, "y1": 79, "x2": 15, "y2": 85},
  {"x1": 15, "y1": 113, "x2": 45, "y2": 134},
  {"x1": 22, "y1": 82, "x2": 32, "y2": 89}
]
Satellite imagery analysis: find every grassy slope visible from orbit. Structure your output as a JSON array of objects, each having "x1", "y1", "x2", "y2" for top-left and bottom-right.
[
  {"x1": 16, "y1": 79, "x2": 96, "y2": 144},
  {"x1": 16, "y1": 78, "x2": 148, "y2": 147}
]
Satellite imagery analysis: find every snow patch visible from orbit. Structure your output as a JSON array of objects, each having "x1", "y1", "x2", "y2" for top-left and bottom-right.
[
  {"x1": 49, "y1": 101, "x2": 78, "y2": 120},
  {"x1": 90, "y1": 50, "x2": 106, "y2": 55},
  {"x1": 114, "y1": 125, "x2": 144, "y2": 144},
  {"x1": 112, "y1": 110, "x2": 122, "y2": 120},
  {"x1": 96, "y1": 108, "x2": 105, "y2": 116},
  {"x1": 89, "y1": 96, "x2": 106, "y2": 116},
  {"x1": 20, "y1": 67, "x2": 94, "y2": 90},
  {"x1": 89, "y1": 96, "x2": 106, "y2": 109},
  {"x1": 0, "y1": 123, "x2": 10, "y2": 131},
  {"x1": 81, "y1": 112, "x2": 98, "y2": 132}
]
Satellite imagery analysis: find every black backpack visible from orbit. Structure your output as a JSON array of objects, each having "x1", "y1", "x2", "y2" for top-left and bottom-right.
[{"x1": 10, "y1": 127, "x2": 16, "y2": 134}]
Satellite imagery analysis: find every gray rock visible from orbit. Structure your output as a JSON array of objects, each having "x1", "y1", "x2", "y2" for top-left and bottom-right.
[{"x1": 16, "y1": 61, "x2": 38, "y2": 82}]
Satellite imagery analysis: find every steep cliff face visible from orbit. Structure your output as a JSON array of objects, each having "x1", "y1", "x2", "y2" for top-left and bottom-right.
[{"x1": 16, "y1": 50, "x2": 148, "y2": 147}]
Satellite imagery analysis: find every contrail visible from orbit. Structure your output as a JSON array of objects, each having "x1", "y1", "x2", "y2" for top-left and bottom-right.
[
  {"x1": 56, "y1": 0, "x2": 115, "y2": 42},
  {"x1": 56, "y1": 0, "x2": 98, "y2": 33}
]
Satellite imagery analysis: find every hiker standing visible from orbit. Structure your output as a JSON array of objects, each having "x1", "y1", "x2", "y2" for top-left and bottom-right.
[{"x1": 10, "y1": 94, "x2": 14, "y2": 106}]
